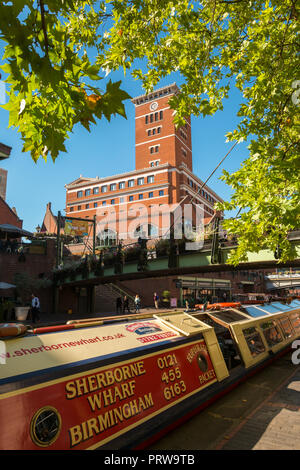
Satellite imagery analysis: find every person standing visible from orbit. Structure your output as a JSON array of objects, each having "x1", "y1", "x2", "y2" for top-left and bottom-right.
[
  {"x1": 31, "y1": 294, "x2": 40, "y2": 323},
  {"x1": 153, "y1": 292, "x2": 159, "y2": 309},
  {"x1": 134, "y1": 295, "x2": 141, "y2": 314},
  {"x1": 123, "y1": 295, "x2": 130, "y2": 313},
  {"x1": 116, "y1": 297, "x2": 122, "y2": 314}
]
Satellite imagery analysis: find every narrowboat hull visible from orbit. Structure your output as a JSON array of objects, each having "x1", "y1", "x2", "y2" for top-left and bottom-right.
[{"x1": 0, "y1": 301, "x2": 299, "y2": 450}]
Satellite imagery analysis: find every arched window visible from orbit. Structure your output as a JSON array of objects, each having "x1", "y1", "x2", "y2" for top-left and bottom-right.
[
  {"x1": 134, "y1": 224, "x2": 158, "y2": 239},
  {"x1": 97, "y1": 229, "x2": 117, "y2": 247}
]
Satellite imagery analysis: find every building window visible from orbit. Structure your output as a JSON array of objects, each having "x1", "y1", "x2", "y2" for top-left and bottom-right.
[
  {"x1": 101, "y1": 185, "x2": 107, "y2": 193},
  {"x1": 160, "y1": 110, "x2": 163, "y2": 120},
  {"x1": 110, "y1": 183, "x2": 116, "y2": 191},
  {"x1": 129, "y1": 195, "x2": 134, "y2": 201},
  {"x1": 102, "y1": 201, "x2": 106, "y2": 206},
  {"x1": 150, "y1": 114, "x2": 154, "y2": 123},
  {"x1": 137, "y1": 177, "x2": 144, "y2": 185},
  {"x1": 77, "y1": 190, "x2": 83, "y2": 198},
  {"x1": 86, "y1": 204, "x2": 89, "y2": 209},
  {"x1": 155, "y1": 112, "x2": 158, "y2": 121},
  {"x1": 145, "y1": 115, "x2": 149, "y2": 124},
  {"x1": 120, "y1": 197, "x2": 125, "y2": 203},
  {"x1": 111, "y1": 199, "x2": 115, "y2": 205},
  {"x1": 70, "y1": 207, "x2": 74, "y2": 212},
  {"x1": 85, "y1": 189, "x2": 91, "y2": 196},
  {"x1": 149, "y1": 192, "x2": 154, "y2": 198},
  {"x1": 159, "y1": 190, "x2": 164, "y2": 196},
  {"x1": 147, "y1": 129, "x2": 151, "y2": 136},
  {"x1": 119, "y1": 181, "x2": 125, "y2": 189},
  {"x1": 147, "y1": 175, "x2": 154, "y2": 183},
  {"x1": 93, "y1": 187, "x2": 99, "y2": 194},
  {"x1": 138, "y1": 194, "x2": 143, "y2": 200},
  {"x1": 150, "y1": 162, "x2": 155, "y2": 167},
  {"x1": 157, "y1": 127, "x2": 161, "y2": 134},
  {"x1": 98, "y1": 228, "x2": 117, "y2": 248},
  {"x1": 150, "y1": 146, "x2": 159, "y2": 154},
  {"x1": 94, "y1": 202, "x2": 98, "y2": 208},
  {"x1": 78, "y1": 205, "x2": 81, "y2": 210},
  {"x1": 128, "y1": 179, "x2": 134, "y2": 187}
]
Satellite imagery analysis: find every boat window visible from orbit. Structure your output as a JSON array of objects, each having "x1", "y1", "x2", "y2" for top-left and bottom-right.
[
  {"x1": 30, "y1": 406, "x2": 61, "y2": 447},
  {"x1": 208, "y1": 309, "x2": 248, "y2": 324},
  {"x1": 255, "y1": 304, "x2": 281, "y2": 314},
  {"x1": 244, "y1": 306, "x2": 268, "y2": 318},
  {"x1": 271, "y1": 302, "x2": 293, "y2": 311},
  {"x1": 289, "y1": 300, "x2": 300, "y2": 308},
  {"x1": 290, "y1": 312, "x2": 300, "y2": 332},
  {"x1": 260, "y1": 320, "x2": 283, "y2": 347},
  {"x1": 243, "y1": 327, "x2": 266, "y2": 357},
  {"x1": 277, "y1": 317, "x2": 295, "y2": 339}
]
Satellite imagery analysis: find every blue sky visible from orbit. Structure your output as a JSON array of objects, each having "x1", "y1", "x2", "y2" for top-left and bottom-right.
[{"x1": 0, "y1": 64, "x2": 248, "y2": 233}]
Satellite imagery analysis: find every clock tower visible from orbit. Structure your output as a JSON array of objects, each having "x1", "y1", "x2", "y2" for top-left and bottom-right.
[{"x1": 132, "y1": 83, "x2": 192, "y2": 172}]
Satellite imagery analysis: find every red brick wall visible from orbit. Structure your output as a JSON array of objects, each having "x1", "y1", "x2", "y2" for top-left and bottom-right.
[
  {"x1": 134, "y1": 94, "x2": 192, "y2": 171},
  {"x1": 120, "y1": 270, "x2": 265, "y2": 307},
  {"x1": 0, "y1": 240, "x2": 56, "y2": 313},
  {"x1": 0, "y1": 197, "x2": 23, "y2": 227},
  {"x1": 41, "y1": 202, "x2": 58, "y2": 234},
  {"x1": 120, "y1": 277, "x2": 176, "y2": 307}
]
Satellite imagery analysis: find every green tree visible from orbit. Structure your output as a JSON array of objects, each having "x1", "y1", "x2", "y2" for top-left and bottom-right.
[
  {"x1": 1, "y1": 0, "x2": 299, "y2": 263},
  {"x1": 102, "y1": 0, "x2": 299, "y2": 264},
  {"x1": 0, "y1": 1, "x2": 130, "y2": 162}
]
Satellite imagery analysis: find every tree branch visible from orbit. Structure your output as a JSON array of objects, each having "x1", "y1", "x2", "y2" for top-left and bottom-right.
[{"x1": 39, "y1": 0, "x2": 49, "y2": 57}]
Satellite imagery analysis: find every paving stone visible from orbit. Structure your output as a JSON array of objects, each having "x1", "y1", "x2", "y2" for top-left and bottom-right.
[{"x1": 149, "y1": 356, "x2": 300, "y2": 450}]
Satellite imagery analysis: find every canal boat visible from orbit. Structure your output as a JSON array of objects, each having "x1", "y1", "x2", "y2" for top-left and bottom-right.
[{"x1": 0, "y1": 300, "x2": 299, "y2": 450}]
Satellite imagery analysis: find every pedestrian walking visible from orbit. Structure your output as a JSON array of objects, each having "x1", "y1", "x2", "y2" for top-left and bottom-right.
[
  {"x1": 134, "y1": 294, "x2": 141, "y2": 313},
  {"x1": 31, "y1": 294, "x2": 40, "y2": 323},
  {"x1": 153, "y1": 292, "x2": 159, "y2": 309}
]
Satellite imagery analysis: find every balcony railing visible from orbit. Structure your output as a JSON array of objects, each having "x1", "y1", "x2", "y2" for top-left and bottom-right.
[{"x1": 0, "y1": 240, "x2": 47, "y2": 256}]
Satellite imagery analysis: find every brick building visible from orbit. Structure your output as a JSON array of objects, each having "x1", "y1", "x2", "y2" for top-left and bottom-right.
[
  {"x1": 0, "y1": 142, "x2": 11, "y2": 202},
  {"x1": 0, "y1": 142, "x2": 22, "y2": 228},
  {"x1": 40, "y1": 202, "x2": 59, "y2": 234},
  {"x1": 0, "y1": 197, "x2": 23, "y2": 228},
  {"x1": 48, "y1": 84, "x2": 276, "y2": 315},
  {"x1": 0, "y1": 143, "x2": 56, "y2": 313},
  {"x1": 65, "y1": 84, "x2": 222, "y2": 246},
  {"x1": 60, "y1": 84, "x2": 267, "y2": 313}
]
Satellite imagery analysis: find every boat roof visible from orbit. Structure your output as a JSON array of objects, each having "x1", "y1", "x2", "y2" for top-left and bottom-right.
[
  {"x1": 0, "y1": 301, "x2": 299, "y2": 386},
  {"x1": 240, "y1": 300, "x2": 300, "y2": 318}
]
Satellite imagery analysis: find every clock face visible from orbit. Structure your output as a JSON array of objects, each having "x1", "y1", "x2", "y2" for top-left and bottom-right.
[{"x1": 150, "y1": 101, "x2": 158, "y2": 111}]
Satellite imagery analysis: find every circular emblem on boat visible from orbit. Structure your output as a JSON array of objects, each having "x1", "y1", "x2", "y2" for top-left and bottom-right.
[
  {"x1": 197, "y1": 353, "x2": 208, "y2": 372},
  {"x1": 30, "y1": 406, "x2": 61, "y2": 447},
  {"x1": 150, "y1": 101, "x2": 158, "y2": 111}
]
